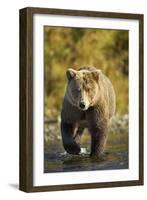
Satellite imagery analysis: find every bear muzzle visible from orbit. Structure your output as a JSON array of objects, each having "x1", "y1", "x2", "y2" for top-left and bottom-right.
[{"x1": 79, "y1": 101, "x2": 86, "y2": 110}]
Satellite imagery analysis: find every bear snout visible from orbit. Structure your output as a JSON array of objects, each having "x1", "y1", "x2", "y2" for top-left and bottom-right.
[{"x1": 79, "y1": 101, "x2": 86, "y2": 110}]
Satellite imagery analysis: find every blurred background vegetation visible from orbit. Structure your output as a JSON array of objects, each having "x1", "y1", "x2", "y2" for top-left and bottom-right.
[{"x1": 44, "y1": 27, "x2": 128, "y2": 120}]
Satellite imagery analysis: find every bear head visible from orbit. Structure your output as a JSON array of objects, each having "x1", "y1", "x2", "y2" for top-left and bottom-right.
[{"x1": 65, "y1": 68, "x2": 101, "y2": 110}]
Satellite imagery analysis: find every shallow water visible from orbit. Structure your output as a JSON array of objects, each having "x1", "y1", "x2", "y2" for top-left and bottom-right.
[{"x1": 44, "y1": 125, "x2": 128, "y2": 173}]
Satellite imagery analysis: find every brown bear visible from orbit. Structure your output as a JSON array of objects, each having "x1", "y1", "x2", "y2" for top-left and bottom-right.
[{"x1": 61, "y1": 65, "x2": 116, "y2": 158}]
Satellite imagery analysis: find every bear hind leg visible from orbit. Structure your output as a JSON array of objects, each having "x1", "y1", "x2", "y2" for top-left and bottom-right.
[{"x1": 73, "y1": 126, "x2": 84, "y2": 146}]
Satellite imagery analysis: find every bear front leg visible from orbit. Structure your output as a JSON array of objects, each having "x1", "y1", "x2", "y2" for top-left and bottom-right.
[
  {"x1": 86, "y1": 107, "x2": 109, "y2": 158},
  {"x1": 61, "y1": 122, "x2": 81, "y2": 155},
  {"x1": 89, "y1": 126, "x2": 108, "y2": 158}
]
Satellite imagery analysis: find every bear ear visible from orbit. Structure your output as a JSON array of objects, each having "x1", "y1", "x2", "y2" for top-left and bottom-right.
[
  {"x1": 66, "y1": 68, "x2": 77, "y2": 80},
  {"x1": 91, "y1": 70, "x2": 101, "y2": 81}
]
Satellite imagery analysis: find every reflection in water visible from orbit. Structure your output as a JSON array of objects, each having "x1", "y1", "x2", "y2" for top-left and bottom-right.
[
  {"x1": 44, "y1": 150, "x2": 128, "y2": 173},
  {"x1": 44, "y1": 129, "x2": 128, "y2": 173}
]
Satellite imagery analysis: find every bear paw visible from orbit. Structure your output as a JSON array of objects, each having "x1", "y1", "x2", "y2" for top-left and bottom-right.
[{"x1": 64, "y1": 142, "x2": 81, "y2": 155}]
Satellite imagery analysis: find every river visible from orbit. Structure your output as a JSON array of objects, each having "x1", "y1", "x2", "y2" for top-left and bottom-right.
[{"x1": 44, "y1": 123, "x2": 128, "y2": 173}]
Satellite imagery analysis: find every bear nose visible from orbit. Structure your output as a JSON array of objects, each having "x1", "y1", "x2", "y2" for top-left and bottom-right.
[{"x1": 79, "y1": 102, "x2": 85, "y2": 109}]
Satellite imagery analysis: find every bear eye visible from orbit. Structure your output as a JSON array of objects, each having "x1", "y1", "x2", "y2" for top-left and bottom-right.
[
  {"x1": 85, "y1": 86, "x2": 91, "y2": 92},
  {"x1": 72, "y1": 87, "x2": 80, "y2": 94},
  {"x1": 76, "y1": 88, "x2": 80, "y2": 93}
]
